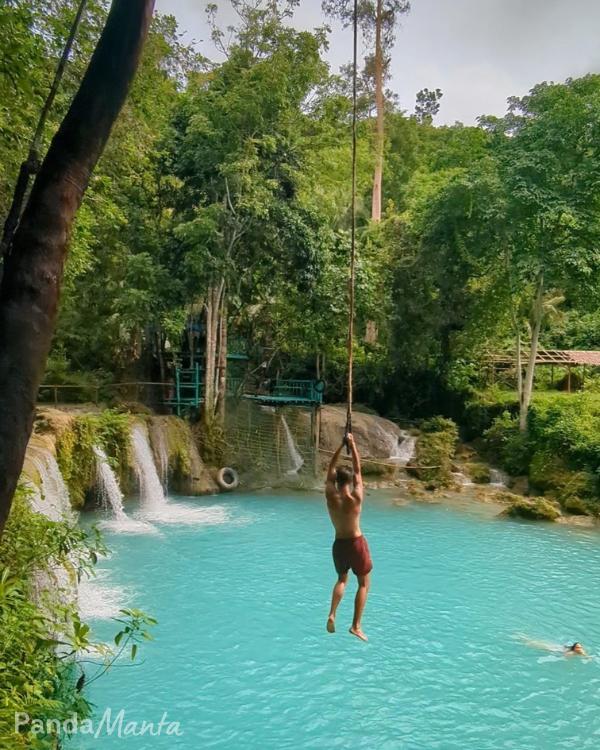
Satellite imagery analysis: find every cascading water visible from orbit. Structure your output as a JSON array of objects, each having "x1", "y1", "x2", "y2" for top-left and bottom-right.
[
  {"x1": 131, "y1": 423, "x2": 229, "y2": 526},
  {"x1": 94, "y1": 446, "x2": 127, "y2": 518},
  {"x1": 152, "y1": 422, "x2": 170, "y2": 491},
  {"x1": 131, "y1": 424, "x2": 167, "y2": 512},
  {"x1": 94, "y1": 445, "x2": 156, "y2": 534},
  {"x1": 392, "y1": 430, "x2": 417, "y2": 465},
  {"x1": 452, "y1": 471, "x2": 474, "y2": 486},
  {"x1": 281, "y1": 416, "x2": 304, "y2": 474},
  {"x1": 489, "y1": 468, "x2": 509, "y2": 488},
  {"x1": 29, "y1": 448, "x2": 73, "y2": 522},
  {"x1": 26, "y1": 449, "x2": 76, "y2": 621}
]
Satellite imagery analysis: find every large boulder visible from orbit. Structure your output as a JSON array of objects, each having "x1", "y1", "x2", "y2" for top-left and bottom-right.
[{"x1": 316, "y1": 405, "x2": 405, "y2": 459}]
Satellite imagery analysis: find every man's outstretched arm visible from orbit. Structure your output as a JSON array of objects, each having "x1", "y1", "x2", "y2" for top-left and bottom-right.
[
  {"x1": 347, "y1": 433, "x2": 363, "y2": 500},
  {"x1": 325, "y1": 440, "x2": 345, "y2": 501}
]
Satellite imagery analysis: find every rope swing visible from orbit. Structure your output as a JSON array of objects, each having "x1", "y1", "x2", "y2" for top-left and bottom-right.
[{"x1": 345, "y1": 0, "x2": 359, "y2": 445}]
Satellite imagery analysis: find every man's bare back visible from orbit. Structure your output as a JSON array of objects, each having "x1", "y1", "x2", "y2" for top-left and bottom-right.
[
  {"x1": 325, "y1": 476, "x2": 362, "y2": 539},
  {"x1": 324, "y1": 433, "x2": 372, "y2": 642}
]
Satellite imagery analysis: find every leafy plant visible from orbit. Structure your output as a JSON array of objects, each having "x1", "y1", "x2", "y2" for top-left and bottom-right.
[{"x1": 0, "y1": 487, "x2": 156, "y2": 749}]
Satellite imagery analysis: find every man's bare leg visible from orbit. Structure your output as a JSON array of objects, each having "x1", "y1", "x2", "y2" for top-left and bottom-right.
[
  {"x1": 327, "y1": 573, "x2": 348, "y2": 632},
  {"x1": 349, "y1": 573, "x2": 370, "y2": 642}
]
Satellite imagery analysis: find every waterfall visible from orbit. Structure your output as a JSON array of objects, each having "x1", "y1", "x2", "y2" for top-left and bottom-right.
[
  {"x1": 94, "y1": 445, "x2": 157, "y2": 534},
  {"x1": 26, "y1": 449, "x2": 76, "y2": 623},
  {"x1": 131, "y1": 424, "x2": 167, "y2": 511},
  {"x1": 152, "y1": 421, "x2": 170, "y2": 491},
  {"x1": 392, "y1": 430, "x2": 417, "y2": 465},
  {"x1": 452, "y1": 471, "x2": 473, "y2": 487},
  {"x1": 381, "y1": 427, "x2": 417, "y2": 465},
  {"x1": 29, "y1": 448, "x2": 73, "y2": 522},
  {"x1": 490, "y1": 468, "x2": 509, "y2": 488},
  {"x1": 131, "y1": 422, "x2": 229, "y2": 526},
  {"x1": 94, "y1": 446, "x2": 127, "y2": 518},
  {"x1": 281, "y1": 416, "x2": 303, "y2": 474}
]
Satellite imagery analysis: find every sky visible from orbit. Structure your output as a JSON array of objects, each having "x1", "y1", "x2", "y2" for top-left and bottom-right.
[{"x1": 155, "y1": 0, "x2": 600, "y2": 125}]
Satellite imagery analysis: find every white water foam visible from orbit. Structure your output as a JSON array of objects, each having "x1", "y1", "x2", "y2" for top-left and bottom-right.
[
  {"x1": 281, "y1": 416, "x2": 304, "y2": 474},
  {"x1": 136, "y1": 502, "x2": 231, "y2": 527},
  {"x1": 78, "y1": 570, "x2": 130, "y2": 621},
  {"x1": 94, "y1": 445, "x2": 157, "y2": 535}
]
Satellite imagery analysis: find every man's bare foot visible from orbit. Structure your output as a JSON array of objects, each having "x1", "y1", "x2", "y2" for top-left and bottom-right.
[
  {"x1": 326, "y1": 616, "x2": 336, "y2": 633},
  {"x1": 349, "y1": 626, "x2": 368, "y2": 642}
]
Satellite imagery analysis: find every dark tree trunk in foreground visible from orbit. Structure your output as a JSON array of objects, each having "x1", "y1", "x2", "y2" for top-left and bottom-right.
[{"x1": 0, "y1": 0, "x2": 155, "y2": 537}]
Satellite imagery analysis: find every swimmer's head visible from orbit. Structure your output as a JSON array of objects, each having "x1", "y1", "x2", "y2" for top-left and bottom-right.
[
  {"x1": 335, "y1": 466, "x2": 353, "y2": 490},
  {"x1": 568, "y1": 642, "x2": 585, "y2": 655}
]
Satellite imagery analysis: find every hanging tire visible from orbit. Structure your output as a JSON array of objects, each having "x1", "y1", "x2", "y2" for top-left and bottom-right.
[
  {"x1": 314, "y1": 379, "x2": 326, "y2": 394},
  {"x1": 216, "y1": 467, "x2": 239, "y2": 492}
]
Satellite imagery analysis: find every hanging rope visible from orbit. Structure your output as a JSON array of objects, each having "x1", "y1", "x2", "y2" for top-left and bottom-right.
[{"x1": 345, "y1": 0, "x2": 359, "y2": 445}]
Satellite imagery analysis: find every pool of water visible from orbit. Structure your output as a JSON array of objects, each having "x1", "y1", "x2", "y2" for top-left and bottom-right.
[{"x1": 75, "y1": 491, "x2": 600, "y2": 749}]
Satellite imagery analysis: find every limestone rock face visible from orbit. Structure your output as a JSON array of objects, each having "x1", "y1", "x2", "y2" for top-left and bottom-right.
[{"x1": 149, "y1": 416, "x2": 218, "y2": 496}]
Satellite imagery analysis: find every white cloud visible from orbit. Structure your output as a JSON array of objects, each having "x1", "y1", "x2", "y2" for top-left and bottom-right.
[{"x1": 155, "y1": 0, "x2": 600, "y2": 125}]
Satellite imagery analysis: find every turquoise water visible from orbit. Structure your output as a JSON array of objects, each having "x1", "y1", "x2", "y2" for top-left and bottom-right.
[{"x1": 77, "y1": 491, "x2": 600, "y2": 749}]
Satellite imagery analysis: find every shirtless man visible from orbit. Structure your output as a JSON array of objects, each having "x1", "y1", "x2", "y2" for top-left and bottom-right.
[{"x1": 325, "y1": 433, "x2": 373, "y2": 642}]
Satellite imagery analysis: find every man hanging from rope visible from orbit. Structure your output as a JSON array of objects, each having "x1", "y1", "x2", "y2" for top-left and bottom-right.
[{"x1": 325, "y1": 433, "x2": 372, "y2": 642}]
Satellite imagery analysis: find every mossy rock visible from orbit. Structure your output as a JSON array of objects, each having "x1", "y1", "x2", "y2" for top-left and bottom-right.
[
  {"x1": 362, "y1": 459, "x2": 397, "y2": 478},
  {"x1": 112, "y1": 401, "x2": 153, "y2": 415},
  {"x1": 56, "y1": 410, "x2": 132, "y2": 508},
  {"x1": 413, "y1": 417, "x2": 458, "y2": 489},
  {"x1": 529, "y1": 450, "x2": 595, "y2": 505},
  {"x1": 465, "y1": 462, "x2": 491, "y2": 484},
  {"x1": 561, "y1": 496, "x2": 590, "y2": 516},
  {"x1": 504, "y1": 497, "x2": 560, "y2": 522}
]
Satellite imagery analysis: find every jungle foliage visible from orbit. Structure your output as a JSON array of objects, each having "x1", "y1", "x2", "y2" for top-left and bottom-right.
[
  {"x1": 1, "y1": 0, "x2": 600, "y2": 417},
  {"x1": 0, "y1": 487, "x2": 156, "y2": 749}
]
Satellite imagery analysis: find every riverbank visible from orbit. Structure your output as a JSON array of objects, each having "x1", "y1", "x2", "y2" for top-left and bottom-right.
[{"x1": 22, "y1": 402, "x2": 600, "y2": 530}]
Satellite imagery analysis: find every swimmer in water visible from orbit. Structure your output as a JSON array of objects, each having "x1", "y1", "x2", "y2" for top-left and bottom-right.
[{"x1": 514, "y1": 634, "x2": 588, "y2": 657}]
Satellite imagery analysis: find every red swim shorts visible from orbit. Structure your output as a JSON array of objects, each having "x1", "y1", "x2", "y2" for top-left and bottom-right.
[{"x1": 332, "y1": 536, "x2": 373, "y2": 577}]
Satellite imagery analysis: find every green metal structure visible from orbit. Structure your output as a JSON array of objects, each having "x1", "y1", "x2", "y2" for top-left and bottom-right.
[
  {"x1": 162, "y1": 369, "x2": 323, "y2": 416},
  {"x1": 243, "y1": 379, "x2": 324, "y2": 406},
  {"x1": 163, "y1": 363, "x2": 202, "y2": 417}
]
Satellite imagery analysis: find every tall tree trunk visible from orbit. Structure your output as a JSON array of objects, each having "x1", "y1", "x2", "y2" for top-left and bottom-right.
[
  {"x1": 509, "y1": 299, "x2": 523, "y2": 407},
  {"x1": 202, "y1": 281, "x2": 224, "y2": 427},
  {"x1": 515, "y1": 328, "x2": 523, "y2": 408},
  {"x1": 0, "y1": 0, "x2": 155, "y2": 537},
  {"x1": 215, "y1": 293, "x2": 228, "y2": 424},
  {"x1": 371, "y1": 0, "x2": 384, "y2": 223},
  {"x1": 203, "y1": 292, "x2": 215, "y2": 425},
  {"x1": 519, "y1": 272, "x2": 544, "y2": 432}
]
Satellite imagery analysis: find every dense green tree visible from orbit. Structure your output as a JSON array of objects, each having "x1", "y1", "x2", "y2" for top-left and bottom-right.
[
  {"x1": 166, "y1": 3, "x2": 335, "y2": 428},
  {"x1": 485, "y1": 76, "x2": 600, "y2": 428}
]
